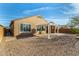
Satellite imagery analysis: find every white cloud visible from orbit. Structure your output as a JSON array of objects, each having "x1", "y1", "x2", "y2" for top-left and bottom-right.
[
  {"x1": 45, "y1": 17, "x2": 69, "y2": 25},
  {"x1": 23, "y1": 7, "x2": 60, "y2": 14},
  {"x1": 63, "y1": 3, "x2": 79, "y2": 15}
]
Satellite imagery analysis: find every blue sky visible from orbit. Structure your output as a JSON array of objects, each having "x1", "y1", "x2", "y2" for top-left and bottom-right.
[{"x1": 0, "y1": 3, "x2": 79, "y2": 26}]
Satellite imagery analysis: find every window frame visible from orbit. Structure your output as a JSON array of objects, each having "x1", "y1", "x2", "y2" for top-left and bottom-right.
[
  {"x1": 19, "y1": 23, "x2": 31, "y2": 33},
  {"x1": 36, "y1": 25, "x2": 47, "y2": 31}
]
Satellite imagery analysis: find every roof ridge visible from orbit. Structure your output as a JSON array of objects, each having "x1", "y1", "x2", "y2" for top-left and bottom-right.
[{"x1": 12, "y1": 15, "x2": 42, "y2": 21}]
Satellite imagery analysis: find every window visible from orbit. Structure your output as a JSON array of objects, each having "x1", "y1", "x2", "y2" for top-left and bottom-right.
[
  {"x1": 37, "y1": 25, "x2": 46, "y2": 31},
  {"x1": 20, "y1": 23, "x2": 31, "y2": 33}
]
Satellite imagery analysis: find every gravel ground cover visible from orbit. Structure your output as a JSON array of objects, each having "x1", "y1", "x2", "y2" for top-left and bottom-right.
[{"x1": 0, "y1": 34, "x2": 79, "y2": 56}]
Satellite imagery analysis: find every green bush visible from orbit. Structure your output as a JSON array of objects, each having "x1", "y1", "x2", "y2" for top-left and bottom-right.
[{"x1": 71, "y1": 28, "x2": 79, "y2": 34}]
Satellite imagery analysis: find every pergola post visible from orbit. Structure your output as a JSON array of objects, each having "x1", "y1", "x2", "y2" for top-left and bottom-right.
[
  {"x1": 48, "y1": 22, "x2": 57, "y2": 39},
  {"x1": 57, "y1": 26, "x2": 59, "y2": 33},
  {"x1": 54, "y1": 26, "x2": 56, "y2": 33},
  {"x1": 48, "y1": 24, "x2": 51, "y2": 39}
]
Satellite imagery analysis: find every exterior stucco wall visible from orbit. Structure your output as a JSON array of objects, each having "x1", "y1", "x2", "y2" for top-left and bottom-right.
[
  {"x1": 0, "y1": 26, "x2": 4, "y2": 42},
  {"x1": 13, "y1": 16, "x2": 48, "y2": 36}
]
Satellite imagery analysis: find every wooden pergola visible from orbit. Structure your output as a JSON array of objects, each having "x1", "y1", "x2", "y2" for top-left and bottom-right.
[{"x1": 48, "y1": 22, "x2": 59, "y2": 39}]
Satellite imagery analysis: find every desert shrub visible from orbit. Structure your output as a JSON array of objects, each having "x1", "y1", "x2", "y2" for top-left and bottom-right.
[{"x1": 71, "y1": 28, "x2": 79, "y2": 34}]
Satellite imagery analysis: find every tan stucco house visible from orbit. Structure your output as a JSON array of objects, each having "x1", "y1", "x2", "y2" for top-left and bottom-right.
[
  {"x1": 0, "y1": 25, "x2": 4, "y2": 42},
  {"x1": 10, "y1": 16, "x2": 48, "y2": 37}
]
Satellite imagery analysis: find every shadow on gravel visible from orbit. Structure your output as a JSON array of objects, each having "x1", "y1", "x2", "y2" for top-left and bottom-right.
[{"x1": 16, "y1": 33, "x2": 35, "y2": 39}]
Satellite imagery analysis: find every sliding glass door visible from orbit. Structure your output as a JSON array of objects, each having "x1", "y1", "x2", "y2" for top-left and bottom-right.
[{"x1": 20, "y1": 23, "x2": 31, "y2": 33}]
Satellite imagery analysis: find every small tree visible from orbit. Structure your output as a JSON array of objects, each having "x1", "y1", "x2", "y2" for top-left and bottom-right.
[
  {"x1": 68, "y1": 17, "x2": 79, "y2": 28},
  {"x1": 68, "y1": 16, "x2": 79, "y2": 34}
]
